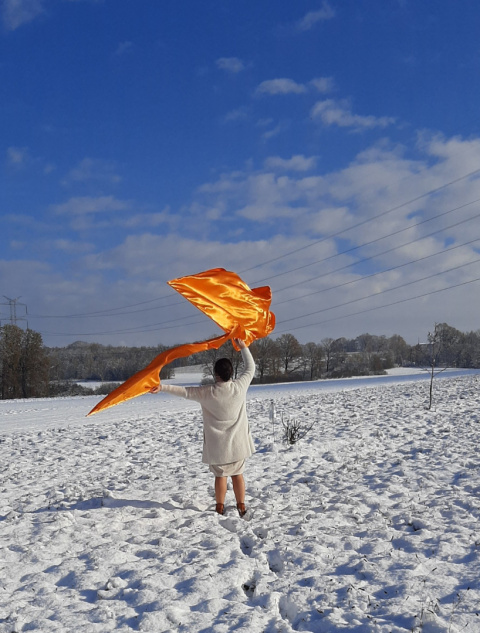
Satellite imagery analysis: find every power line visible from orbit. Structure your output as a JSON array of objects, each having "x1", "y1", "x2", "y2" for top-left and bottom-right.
[
  {"x1": 37, "y1": 254, "x2": 480, "y2": 339},
  {"x1": 241, "y1": 166, "x2": 480, "y2": 276},
  {"x1": 278, "y1": 256, "x2": 480, "y2": 327},
  {"x1": 38, "y1": 314, "x2": 206, "y2": 338},
  {"x1": 25, "y1": 166, "x2": 480, "y2": 338},
  {"x1": 273, "y1": 276, "x2": 480, "y2": 335},
  {"x1": 267, "y1": 198, "x2": 480, "y2": 290},
  {"x1": 30, "y1": 296, "x2": 184, "y2": 319},
  {"x1": 1, "y1": 296, "x2": 28, "y2": 327},
  {"x1": 28, "y1": 193, "x2": 480, "y2": 322},
  {"x1": 274, "y1": 236, "x2": 480, "y2": 307}
]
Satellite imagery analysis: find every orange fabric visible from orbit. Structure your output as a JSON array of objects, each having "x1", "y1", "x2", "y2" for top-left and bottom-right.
[
  {"x1": 167, "y1": 268, "x2": 275, "y2": 348},
  {"x1": 87, "y1": 268, "x2": 275, "y2": 416}
]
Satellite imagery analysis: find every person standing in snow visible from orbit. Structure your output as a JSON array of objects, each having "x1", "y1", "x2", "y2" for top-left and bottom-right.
[{"x1": 150, "y1": 338, "x2": 255, "y2": 517}]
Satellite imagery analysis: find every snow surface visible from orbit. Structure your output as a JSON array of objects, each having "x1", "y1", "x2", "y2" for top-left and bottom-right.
[{"x1": 1, "y1": 371, "x2": 480, "y2": 632}]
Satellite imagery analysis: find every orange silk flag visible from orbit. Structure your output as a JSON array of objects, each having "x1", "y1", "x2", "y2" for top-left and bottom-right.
[{"x1": 87, "y1": 268, "x2": 275, "y2": 416}]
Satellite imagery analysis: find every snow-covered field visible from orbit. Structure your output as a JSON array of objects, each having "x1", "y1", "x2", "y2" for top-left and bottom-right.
[{"x1": 1, "y1": 370, "x2": 480, "y2": 632}]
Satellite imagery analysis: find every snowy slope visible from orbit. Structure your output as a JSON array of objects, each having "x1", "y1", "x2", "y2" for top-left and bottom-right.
[{"x1": 1, "y1": 373, "x2": 480, "y2": 632}]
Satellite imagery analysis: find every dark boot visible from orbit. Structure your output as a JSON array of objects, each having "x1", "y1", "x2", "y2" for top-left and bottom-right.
[{"x1": 236, "y1": 502, "x2": 247, "y2": 517}]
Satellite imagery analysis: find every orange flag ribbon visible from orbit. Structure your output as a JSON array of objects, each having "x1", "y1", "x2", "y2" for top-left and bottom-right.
[{"x1": 87, "y1": 268, "x2": 275, "y2": 416}]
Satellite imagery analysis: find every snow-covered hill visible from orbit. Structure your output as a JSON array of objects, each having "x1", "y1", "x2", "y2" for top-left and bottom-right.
[{"x1": 1, "y1": 373, "x2": 480, "y2": 632}]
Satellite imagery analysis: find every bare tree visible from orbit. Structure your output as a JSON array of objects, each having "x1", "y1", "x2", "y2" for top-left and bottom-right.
[
  {"x1": 250, "y1": 337, "x2": 277, "y2": 382},
  {"x1": 321, "y1": 337, "x2": 347, "y2": 376},
  {"x1": 0, "y1": 325, "x2": 49, "y2": 399},
  {"x1": 276, "y1": 333, "x2": 303, "y2": 374},
  {"x1": 425, "y1": 323, "x2": 447, "y2": 410},
  {"x1": 302, "y1": 342, "x2": 323, "y2": 380},
  {"x1": 388, "y1": 334, "x2": 409, "y2": 366},
  {"x1": 199, "y1": 339, "x2": 244, "y2": 382},
  {"x1": 320, "y1": 338, "x2": 335, "y2": 374}
]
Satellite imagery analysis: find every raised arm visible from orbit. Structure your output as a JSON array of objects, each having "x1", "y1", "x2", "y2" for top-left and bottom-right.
[
  {"x1": 150, "y1": 384, "x2": 188, "y2": 398},
  {"x1": 236, "y1": 340, "x2": 255, "y2": 385}
]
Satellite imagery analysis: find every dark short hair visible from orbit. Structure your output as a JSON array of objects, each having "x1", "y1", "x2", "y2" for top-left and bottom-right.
[{"x1": 214, "y1": 358, "x2": 233, "y2": 382}]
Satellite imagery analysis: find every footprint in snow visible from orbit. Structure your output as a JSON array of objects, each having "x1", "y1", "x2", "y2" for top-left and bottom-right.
[
  {"x1": 135, "y1": 549, "x2": 158, "y2": 559},
  {"x1": 267, "y1": 549, "x2": 284, "y2": 574},
  {"x1": 219, "y1": 517, "x2": 238, "y2": 533},
  {"x1": 253, "y1": 526, "x2": 268, "y2": 539},
  {"x1": 240, "y1": 535, "x2": 256, "y2": 556},
  {"x1": 242, "y1": 576, "x2": 256, "y2": 598}
]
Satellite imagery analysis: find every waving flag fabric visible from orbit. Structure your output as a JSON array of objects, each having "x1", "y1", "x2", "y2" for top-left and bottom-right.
[
  {"x1": 167, "y1": 268, "x2": 275, "y2": 348},
  {"x1": 87, "y1": 268, "x2": 275, "y2": 416}
]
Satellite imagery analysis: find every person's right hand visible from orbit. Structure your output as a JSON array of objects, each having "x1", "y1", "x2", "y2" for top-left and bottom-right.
[
  {"x1": 150, "y1": 385, "x2": 161, "y2": 393},
  {"x1": 234, "y1": 338, "x2": 247, "y2": 349}
]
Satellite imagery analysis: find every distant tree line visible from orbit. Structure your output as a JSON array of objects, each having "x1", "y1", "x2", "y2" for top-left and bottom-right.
[
  {"x1": 48, "y1": 340, "x2": 174, "y2": 383},
  {"x1": 1, "y1": 322, "x2": 480, "y2": 400},
  {"x1": 0, "y1": 326, "x2": 172, "y2": 400},
  {"x1": 177, "y1": 324, "x2": 480, "y2": 383}
]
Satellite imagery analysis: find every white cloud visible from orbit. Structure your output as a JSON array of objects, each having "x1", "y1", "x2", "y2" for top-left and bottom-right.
[
  {"x1": 52, "y1": 195, "x2": 131, "y2": 216},
  {"x1": 2, "y1": 0, "x2": 102, "y2": 30},
  {"x1": 311, "y1": 99, "x2": 396, "y2": 130},
  {"x1": 223, "y1": 107, "x2": 250, "y2": 124},
  {"x1": 303, "y1": 206, "x2": 354, "y2": 236},
  {"x1": 193, "y1": 137, "x2": 480, "y2": 275},
  {"x1": 256, "y1": 78, "x2": 307, "y2": 96},
  {"x1": 114, "y1": 41, "x2": 133, "y2": 56},
  {"x1": 2, "y1": 0, "x2": 44, "y2": 30},
  {"x1": 6, "y1": 146, "x2": 56, "y2": 175},
  {"x1": 264, "y1": 155, "x2": 317, "y2": 172},
  {"x1": 10, "y1": 240, "x2": 27, "y2": 250},
  {"x1": 6, "y1": 132, "x2": 480, "y2": 347},
  {"x1": 309, "y1": 76, "x2": 335, "y2": 93},
  {"x1": 120, "y1": 210, "x2": 172, "y2": 229},
  {"x1": 255, "y1": 76, "x2": 333, "y2": 98},
  {"x1": 261, "y1": 124, "x2": 283, "y2": 141},
  {"x1": 62, "y1": 158, "x2": 122, "y2": 186},
  {"x1": 215, "y1": 57, "x2": 245, "y2": 73},
  {"x1": 6, "y1": 146, "x2": 29, "y2": 166},
  {"x1": 295, "y1": 2, "x2": 335, "y2": 32}
]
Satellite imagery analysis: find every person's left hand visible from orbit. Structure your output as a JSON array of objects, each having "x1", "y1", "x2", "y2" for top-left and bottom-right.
[{"x1": 150, "y1": 385, "x2": 161, "y2": 393}]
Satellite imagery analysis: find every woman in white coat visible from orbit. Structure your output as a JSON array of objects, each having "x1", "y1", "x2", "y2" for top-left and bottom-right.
[{"x1": 151, "y1": 339, "x2": 255, "y2": 516}]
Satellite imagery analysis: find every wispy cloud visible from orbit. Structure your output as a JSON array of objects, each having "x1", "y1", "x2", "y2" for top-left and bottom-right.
[
  {"x1": 6, "y1": 146, "x2": 29, "y2": 166},
  {"x1": 216, "y1": 57, "x2": 245, "y2": 73},
  {"x1": 309, "y1": 77, "x2": 335, "y2": 93},
  {"x1": 114, "y1": 40, "x2": 133, "y2": 56},
  {"x1": 256, "y1": 78, "x2": 307, "y2": 95},
  {"x1": 295, "y1": 2, "x2": 335, "y2": 32},
  {"x1": 222, "y1": 107, "x2": 250, "y2": 124},
  {"x1": 264, "y1": 155, "x2": 317, "y2": 172},
  {"x1": 52, "y1": 195, "x2": 131, "y2": 216},
  {"x1": 256, "y1": 76, "x2": 333, "y2": 97},
  {"x1": 6, "y1": 146, "x2": 56, "y2": 178},
  {"x1": 2, "y1": 0, "x2": 44, "y2": 31},
  {"x1": 62, "y1": 158, "x2": 122, "y2": 187},
  {"x1": 2, "y1": 0, "x2": 101, "y2": 30},
  {"x1": 311, "y1": 99, "x2": 396, "y2": 131},
  {"x1": 261, "y1": 124, "x2": 284, "y2": 141}
]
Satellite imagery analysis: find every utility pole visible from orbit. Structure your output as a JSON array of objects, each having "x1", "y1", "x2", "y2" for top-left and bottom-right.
[{"x1": 1, "y1": 296, "x2": 28, "y2": 328}]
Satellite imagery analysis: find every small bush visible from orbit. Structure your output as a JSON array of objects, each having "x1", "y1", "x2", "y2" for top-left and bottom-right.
[
  {"x1": 94, "y1": 382, "x2": 121, "y2": 395},
  {"x1": 282, "y1": 412, "x2": 314, "y2": 445},
  {"x1": 49, "y1": 382, "x2": 94, "y2": 397}
]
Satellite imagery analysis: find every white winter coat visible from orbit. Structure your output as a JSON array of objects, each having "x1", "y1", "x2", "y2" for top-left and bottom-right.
[{"x1": 161, "y1": 347, "x2": 256, "y2": 465}]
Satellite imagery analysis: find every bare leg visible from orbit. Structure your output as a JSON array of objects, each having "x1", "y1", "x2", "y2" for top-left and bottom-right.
[
  {"x1": 215, "y1": 476, "x2": 227, "y2": 505},
  {"x1": 232, "y1": 474, "x2": 245, "y2": 505}
]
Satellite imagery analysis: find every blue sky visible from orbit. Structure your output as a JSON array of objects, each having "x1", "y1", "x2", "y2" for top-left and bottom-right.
[{"x1": 2, "y1": 0, "x2": 480, "y2": 348}]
